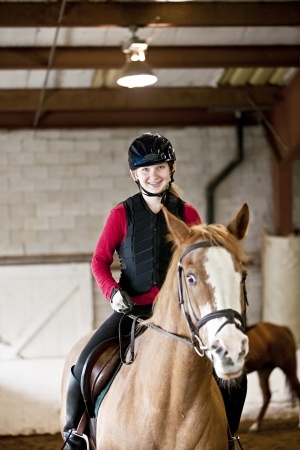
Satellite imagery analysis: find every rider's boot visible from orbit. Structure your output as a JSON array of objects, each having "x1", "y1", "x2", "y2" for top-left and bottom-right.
[
  {"x1": 228, "y1": 438, "x2": 236, "y2": 449},
  {"x1": 225, "y1": 373, "x2": 247, "y2": 432},
  {"x1": 218, "y1": 372, "x2": 248, "y2": 450},
  {"x1": 63, "y1": 367, "x2": 87, "y2": 450}
]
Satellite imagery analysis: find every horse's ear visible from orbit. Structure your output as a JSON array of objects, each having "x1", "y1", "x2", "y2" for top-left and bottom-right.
[
  {"x1": 162, "y1": 206, "x2": 191, "y2": 246},
  {"x1": 227, "y1": 203, "x2": 249, "y2": 240}
]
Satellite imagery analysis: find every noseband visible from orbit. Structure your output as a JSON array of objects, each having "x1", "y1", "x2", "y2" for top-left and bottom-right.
[{"x1": 178, "y1": 241, "x2": 246, "y2": 356}]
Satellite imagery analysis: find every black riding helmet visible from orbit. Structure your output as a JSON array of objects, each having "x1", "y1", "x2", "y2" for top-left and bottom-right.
[
  {"x1": 128, "y1": 133, "x2": 176, "y2": 170},
  {"x1": 128, "y1": 133, "x2": 176, "y2": 197}
]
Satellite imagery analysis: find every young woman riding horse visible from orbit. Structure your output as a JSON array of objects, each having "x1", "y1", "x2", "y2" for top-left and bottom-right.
[{"x1": 61, "y1": 133, "x2": 248, "y2": 450}]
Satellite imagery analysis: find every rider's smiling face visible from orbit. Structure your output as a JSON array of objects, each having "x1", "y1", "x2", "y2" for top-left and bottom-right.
[{"x1": 135, "y1": 163, "x2": 171, "y2": 194}]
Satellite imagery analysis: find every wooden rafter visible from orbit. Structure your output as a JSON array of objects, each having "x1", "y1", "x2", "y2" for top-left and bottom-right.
[
  {"x1": 1, "y1": 46, "x2": 299, "y2": 70},
  {"x1": 0, "y1": 110, "x2": 262, "y2": 129},
  {"x1": 0, "y1": 86, "x2": 282, "y2": 112},
  {"x1": 1, "y1": 2, "x2": 299, "y2": 28},
  {"x1": 0, "y1": 85, "x2": 282, "y2": 128}
]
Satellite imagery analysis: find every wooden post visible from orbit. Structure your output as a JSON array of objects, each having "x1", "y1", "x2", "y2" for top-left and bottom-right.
[{"x1": 268, "y1": 71, "x2": 300, "y2": 235}]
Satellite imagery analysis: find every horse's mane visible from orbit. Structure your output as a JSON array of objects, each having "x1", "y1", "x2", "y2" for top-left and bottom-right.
[
  {"x1": 148, "y1": 222, "x2": 248, "y2": 322},
  {"x1": 188, "y1": 222, "x2": 248, "y2": 264}
]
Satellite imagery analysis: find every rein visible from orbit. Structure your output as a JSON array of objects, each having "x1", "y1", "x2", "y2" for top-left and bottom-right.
[{"x1": 122, "y1": 312, "x2": 206, "y2": 364}]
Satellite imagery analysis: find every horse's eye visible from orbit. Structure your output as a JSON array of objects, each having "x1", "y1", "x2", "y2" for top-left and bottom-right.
[{"x1": 187, "y1": 274, "x2": 197, "y2": 285}]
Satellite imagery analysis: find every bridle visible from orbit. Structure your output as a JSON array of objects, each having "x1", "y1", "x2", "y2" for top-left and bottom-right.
[
  {"x1": 124, "y1": 240, "x2": 247, "y2": 362},
  {"x1": 177, "y1": 241, "x2": 246, "y2": 356}
]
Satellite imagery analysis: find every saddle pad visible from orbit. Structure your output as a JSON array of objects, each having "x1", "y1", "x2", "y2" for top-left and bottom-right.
[{"x1": 94, "y1": 361, "x2": 122, "y2": 416}]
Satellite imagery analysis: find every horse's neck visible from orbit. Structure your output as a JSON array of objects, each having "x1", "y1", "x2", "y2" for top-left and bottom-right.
[
  {"x1": 137, "y1": 324, "x2": 213, "y2": 402},
  {"x1": 135, "y1": 301, "x2": 214, "y2": 403}
]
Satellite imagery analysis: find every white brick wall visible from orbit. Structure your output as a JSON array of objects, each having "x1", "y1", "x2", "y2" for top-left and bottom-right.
[{"x1": 1, "y1": 126, "x2": 299, "y2": 327}]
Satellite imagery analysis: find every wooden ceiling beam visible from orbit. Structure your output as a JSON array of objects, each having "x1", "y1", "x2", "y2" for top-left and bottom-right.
[
  {"x1": 0, "y1": 86, "x2": 282, "y2": 112},
  {"x1": 1, "y1": 46, "x2": 299, "y2": 70},
  {"x1": 1, "y1": 2, "x2": 299, "y2": 27},
  {"x1": 0, "y1": 110, "x2": 260, "y2": 129}
]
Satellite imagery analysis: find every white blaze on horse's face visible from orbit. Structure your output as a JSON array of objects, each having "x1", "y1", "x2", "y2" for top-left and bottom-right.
[
  {"x1": 204, "y1": 247, "x2": 241, "y2": 312},
  {"x1": 200, "y1": 246, "x2": 249, "y2": 379}
]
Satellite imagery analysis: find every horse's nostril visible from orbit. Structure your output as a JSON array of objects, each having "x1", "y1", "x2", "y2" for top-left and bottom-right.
[
  {"x1": 242, "y1": 337, "x2": 249, "y2": 353},
  {"x1": 211, "y1": 340, "x2": 222, "y2": 353}
]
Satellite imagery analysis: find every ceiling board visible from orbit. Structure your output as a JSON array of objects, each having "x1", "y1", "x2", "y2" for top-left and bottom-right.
[{"x1": 0, "y1": 1, "x2": 299, "y2": 129}]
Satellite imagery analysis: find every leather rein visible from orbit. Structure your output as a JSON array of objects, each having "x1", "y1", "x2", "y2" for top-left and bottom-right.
[{"x1": 123, "y1": 240, "x2": 246, "y2": 363}]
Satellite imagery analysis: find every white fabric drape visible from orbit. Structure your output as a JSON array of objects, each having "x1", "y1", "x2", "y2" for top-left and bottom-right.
[{"x1": 262, "y1": 231, "x2": 300, "y2": 347}]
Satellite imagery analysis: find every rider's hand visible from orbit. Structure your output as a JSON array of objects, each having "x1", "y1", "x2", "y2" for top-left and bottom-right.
[{"x1": 110, "y1": 288, "x2": 133, "y2": 313}]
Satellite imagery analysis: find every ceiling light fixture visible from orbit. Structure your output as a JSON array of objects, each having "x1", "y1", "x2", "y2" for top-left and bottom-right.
[{"x1": 117, "y1": 26, "x2": 157, "y2": 89}]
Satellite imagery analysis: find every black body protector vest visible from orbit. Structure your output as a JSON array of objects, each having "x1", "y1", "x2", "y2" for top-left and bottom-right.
[{"x1": 117, "y1": 193, "x2": 184, "y2": 296}]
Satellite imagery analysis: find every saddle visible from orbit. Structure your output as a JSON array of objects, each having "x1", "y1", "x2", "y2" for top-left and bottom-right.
[
  {"x1": 80, "y1": 312, "x2": 148, "y2": 416},
  {"x1": 76, "y1": 316, "x2": 147, "y2": 446},
  {"x1": 80, "y1": 335, "x2": 130, "y2": 418}
]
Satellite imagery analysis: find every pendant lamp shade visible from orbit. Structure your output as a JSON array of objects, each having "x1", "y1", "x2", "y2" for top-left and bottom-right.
[{"x1": 117, "y1": 60, "x2": 157, "y2": 88}]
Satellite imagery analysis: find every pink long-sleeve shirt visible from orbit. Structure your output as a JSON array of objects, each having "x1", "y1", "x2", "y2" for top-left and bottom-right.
[{"x1": 91, "y1": 201, "x2": 201, "y2": 306}]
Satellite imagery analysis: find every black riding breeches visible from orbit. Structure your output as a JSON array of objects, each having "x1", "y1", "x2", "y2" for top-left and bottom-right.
[{"x1": 73, "y1": 304, "x2": 152, "y2": 382}]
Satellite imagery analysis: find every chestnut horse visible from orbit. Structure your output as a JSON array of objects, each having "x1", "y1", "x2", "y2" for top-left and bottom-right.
[
  {"x1": 61, "y1": 204, "x2": 250, "y2": 450},
  {"x1": 245, "y1": 322, "x2": 300, "y2": 431}
]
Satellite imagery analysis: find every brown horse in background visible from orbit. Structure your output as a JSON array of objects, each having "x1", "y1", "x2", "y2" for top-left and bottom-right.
[
  {"x1": 245, "y1": 322, "x2": 300, "y2": 431},
  {"x1": 61, "y1": 204, "x2": 250, "y2": 450}
]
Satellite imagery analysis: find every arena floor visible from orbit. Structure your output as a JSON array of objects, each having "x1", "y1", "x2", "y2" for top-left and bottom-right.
[{"x1": 0, "y1": 417, "x2": 299, "y2": 450}]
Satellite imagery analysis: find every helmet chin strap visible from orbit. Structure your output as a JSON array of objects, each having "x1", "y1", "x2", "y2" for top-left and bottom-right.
[
  {"x1": 136, "y1": 180, "x2": 176, "y2": 198},
  {"x1": 136, "y1": 181, "x2": 166, "y2": 197},
  {"x1": 135, "y1": 171, "x2": 175, "y2": 198}
]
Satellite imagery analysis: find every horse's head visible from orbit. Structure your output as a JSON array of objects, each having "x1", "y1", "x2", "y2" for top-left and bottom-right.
[{"x1": 161, "y1": 203, "x2": 250, "y2": 380}]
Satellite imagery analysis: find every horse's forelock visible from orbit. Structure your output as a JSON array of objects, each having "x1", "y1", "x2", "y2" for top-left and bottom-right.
[
  {"x1": 192, "y1": 223, "x2": 248, "y2": 264},
  {"x1": 168, "y1": 222, "x2": 248, "y2": 265}
]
